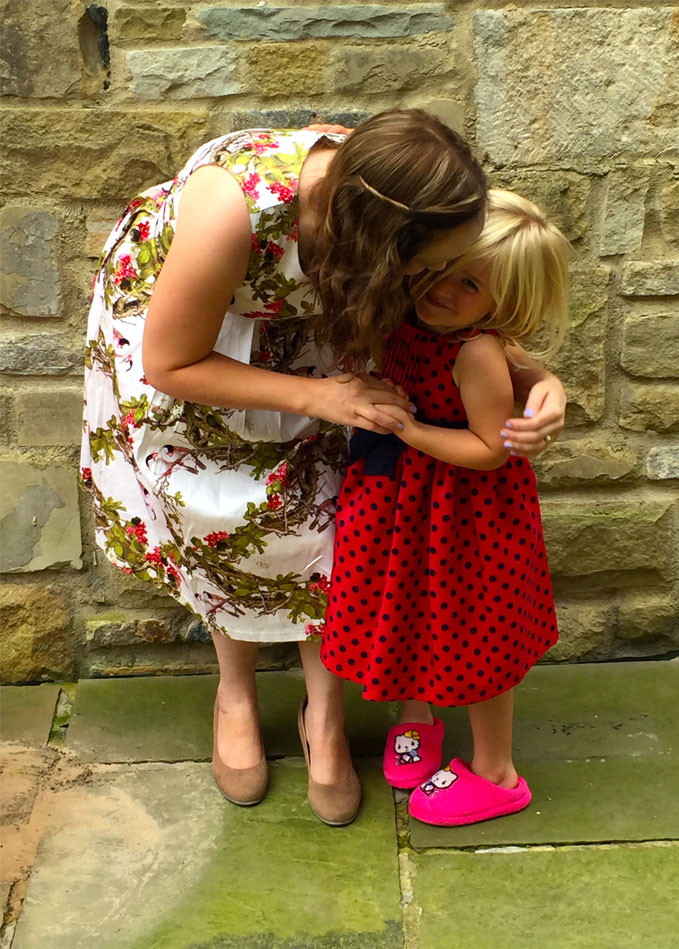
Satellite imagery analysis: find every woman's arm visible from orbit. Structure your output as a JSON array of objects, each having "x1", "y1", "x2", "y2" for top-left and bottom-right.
[
  {"x1": 503, "y1": 343, "x2": 567, "y2": 456},
  {"x1": 386, "y1": 335, "x2": 514, "y2": 470},
  {"x1": 142, "y1": 165, "x2": 410, "y2": 433}
]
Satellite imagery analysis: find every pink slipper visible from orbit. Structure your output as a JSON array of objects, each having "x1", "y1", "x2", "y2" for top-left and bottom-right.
[
  {"x1": 409, "y1": 758, "x2": 532, "y2": 826},
  {"x1": 383, "y1": 718, "x2": 444, "y2": 789}
]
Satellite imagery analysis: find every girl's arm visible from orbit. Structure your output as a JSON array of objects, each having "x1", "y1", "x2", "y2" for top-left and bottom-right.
[
  {"x1": 142, "y1": 165, "x2": 410, "y2": 433},
  {"x1": 504, "y1": 343, "x2": 567, "y2": 456},
  {"x1": 389, "y1": 334, "x2": 514, "y2": 470}
]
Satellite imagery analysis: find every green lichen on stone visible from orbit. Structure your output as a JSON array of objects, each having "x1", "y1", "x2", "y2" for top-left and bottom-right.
[
  {"x1": 130, "y1": 762, "x2": 401, "y2": 949},
  {"x1": 183, "y1": 922, "x2": 404, "y2": 948},
  {"x1": 48, "y1": 682, "x2": 77, "y2": 745}
]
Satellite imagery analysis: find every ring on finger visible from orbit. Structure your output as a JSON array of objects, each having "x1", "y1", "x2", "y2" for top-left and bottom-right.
[{"x1": 544, "y1": 434, "x2": 553, "y2": 446}]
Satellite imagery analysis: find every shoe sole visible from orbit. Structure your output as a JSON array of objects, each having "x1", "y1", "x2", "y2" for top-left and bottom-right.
[
  {"x1": 410, "y1": 794, "x2": 532, "y2": 826},
  {"x1": 213, "y1": 776, "x2": 267, "y2": 807},
  {"x1": 310, "y1": 804, "x2": 360, "y2": 827},
  {"x1": 385, "y1": 774, "x2": 431, "y2": 790}
]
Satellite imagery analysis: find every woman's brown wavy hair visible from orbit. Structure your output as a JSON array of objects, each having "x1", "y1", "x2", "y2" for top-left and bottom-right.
[{"x1": 305, "y1": 109, "x2": 487, "y2": 368}]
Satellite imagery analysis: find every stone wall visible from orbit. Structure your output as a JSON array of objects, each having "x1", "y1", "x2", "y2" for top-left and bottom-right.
[{"x1": 1, "y1": 1, "x2": 677, "y2": 682}]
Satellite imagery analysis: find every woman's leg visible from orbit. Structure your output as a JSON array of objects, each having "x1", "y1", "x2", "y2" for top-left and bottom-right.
[
  {"x1": 467, "y1": 689, "x2": 518, "y2": 789},
  {"x1": 399, "y1": 700, "x2": 434, "y2": 725},
  {"x1": 212, "y1": 632, "x2": 264, "y2": 769},
  {"x1": 298, "y1": 640, "x2": 354, "y2": 785}
]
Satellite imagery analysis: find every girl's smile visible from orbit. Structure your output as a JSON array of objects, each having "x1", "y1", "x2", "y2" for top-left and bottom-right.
[{"x1": 415, "y1": 260, "x2": 495, "y2": 333}]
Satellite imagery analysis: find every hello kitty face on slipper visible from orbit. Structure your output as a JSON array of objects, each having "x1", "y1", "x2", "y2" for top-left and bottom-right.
[
  {"x1": 394, "y1": 730, "x2": 421, "y2": 764},
  {"x1": 420, "y1": 765, "x2": 458, "y2": 796}
]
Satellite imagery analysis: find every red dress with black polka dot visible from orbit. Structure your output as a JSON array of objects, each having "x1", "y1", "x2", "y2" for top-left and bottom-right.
[{"x1": 320, "y1": 321, "x2": 558, "y2": 707}]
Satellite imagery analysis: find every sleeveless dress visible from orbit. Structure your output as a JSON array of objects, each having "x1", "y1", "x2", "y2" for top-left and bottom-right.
[
  {"x1": 81, "y1": 129, "x2": 349, "y2": 643},
  {"x1": 321, "y1": 321, "x2": 558, "y2": 706}
]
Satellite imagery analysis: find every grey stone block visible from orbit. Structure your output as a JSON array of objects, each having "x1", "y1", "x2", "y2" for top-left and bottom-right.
[
  {"x1": 547, "y1": 601, "x2": 613, "y2": 662},
  {"x1": 0, "y1": 207, "x2": 60, "y2": 317},
  {"x1": 474, "y1": 8, "x2": 678, "y2": 165},
  {"x1": 127, "y1": 46, "x2": 239, "y2": 99},
  {"x1": 599, "y1": 170, "x2": 650, "y2": 256},
  {"x1": 620, "y1": 261, "x2": 679, "y2": 297},
  {"x1": 0, "y1": 108, "x2": 210, "y2": 202},
  {"x1": 617, "y1": 592, "x2": 678, "y2": 642},
  {"x1": 659, "y1": 177, "x2": 679, "y2": 246},
  {"x1": 0, "y1": 461, "x2": 82, "y2": 572},
  {"x1": 201, "y1": 4, "x2": 453, "y2": 41},
  {"x1": 549, "y1": 265, "x2": 610, "y2": 425},
  {"x1": 333, "y1": 46, "x2": 453, "y2": 94},
  {"x1": 619, "y1": 383, "x2": 679, "y2": 433},
  {"x1": 621, "y1": 312, "x2": 679, "y2": 378},
  {"x1": 84, "y1": 609, "x2": 202, "y2": 647},
  {"x1": 0, "y1": 0, "x2": 80, "y2": 98},
  {"x1": 646, "y1": 446, "x2": 679, "y2": 480},
  {"x1": 230, "y1": 108, "x2": 371, "y2": 131},
  {"x1": 0, "y1": 336, "x2": 81, "y2": 375},
  {"x1": 491, "y1": 169, "x2": 591, "y2": 244},
  {"x1": 16, "y1": 386, "x2": 83, "y2": 447},
  {"x1": 413, "y1": 97, "x2": 464, "y2": 133},
  {"x1": 533, "y1": 438, "x2": 637, "y2": 489},
  {"x1": 541, "y1": 497, "x2": 675, "y2": 579}
]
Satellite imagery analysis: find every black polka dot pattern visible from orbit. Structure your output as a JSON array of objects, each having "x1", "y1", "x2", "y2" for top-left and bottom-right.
[{"x1": 320, "y1": 322, "x2": 558, "y2": 707}]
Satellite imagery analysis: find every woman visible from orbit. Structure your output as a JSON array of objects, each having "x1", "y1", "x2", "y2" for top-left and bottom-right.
[{"x1": 82, "y1": 110, "x2": 565, "y2": 826}]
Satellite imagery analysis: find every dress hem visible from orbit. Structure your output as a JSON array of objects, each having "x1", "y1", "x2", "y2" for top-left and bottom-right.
[{"x1": 320, "y1": 639, "x2": 557, "y2": 708}]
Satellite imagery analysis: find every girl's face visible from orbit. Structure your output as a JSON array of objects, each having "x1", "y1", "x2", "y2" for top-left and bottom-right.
[
  {"x1": 414, "y1": 259, "x2": 495, "y2": 334},
  {"x1": 402, "y1": 214, "x2": 485, "y2": 276}
]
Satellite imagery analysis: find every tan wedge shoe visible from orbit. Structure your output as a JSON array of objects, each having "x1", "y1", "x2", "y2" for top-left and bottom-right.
[
  {"x1": 211, "y1": 699, "x2": 268, "y2": 806},
  {"x1": 298, "y1": 697, "x2": 361, "y2": 826}
]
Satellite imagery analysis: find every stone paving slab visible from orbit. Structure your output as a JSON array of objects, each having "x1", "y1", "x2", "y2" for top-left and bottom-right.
[
  {"x1": 65, "y1": 673, "x2": 215, "y2": 762},
  {"x1": 409, "y1": 755, "x2": 679, "y2": 849},
  {"x1": 409, "y1": 843, "x2": 679, "y2": 948},
  {"x1": 12, "y1": 759, "x2": 402, "y2": 949},
  {"x1": 65, "y1": 661, "x2": 678, "y2": 768},
  {"x1": 0, "y1": 685, "x2": 59, "y2": 745},
  {"x1": 438, "y1": 659, "x2": 679, "y2": 764},
  {"x1": 65, "y1": 671, "x2": 396, "y2": 762}
]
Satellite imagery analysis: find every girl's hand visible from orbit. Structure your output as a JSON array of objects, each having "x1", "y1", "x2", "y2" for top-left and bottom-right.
[
  {"x1": 373, "y1": 403, "x2": 419, "y2": 439},
  {"x1": 501, "y1": 377, "x2": 567, "y2": 457},
  {"x1": 312, "y1": 373, "x2": 413, "y2": 433}
]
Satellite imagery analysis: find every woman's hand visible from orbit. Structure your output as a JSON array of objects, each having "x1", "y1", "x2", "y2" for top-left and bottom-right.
[
  {"x1": 312, "y1": 373, "x2": 413, "y2": 433},
  {"x1": 304, "y1": 123, "x2": 354, "y2": 135},
  {"x1": 501, "y1": 376, "x2": 567, "y2": 457}
]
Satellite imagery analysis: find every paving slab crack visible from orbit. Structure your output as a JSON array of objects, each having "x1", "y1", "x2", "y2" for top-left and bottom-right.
[
  {"x1": 414, "y1": 837, "x2": 679, "y2": 856},
  {"x1": 0, "y1": 917, "x2": 17, "y2": 949},
  {"x1": 393, "y1": 788, "x2": 421, "y2": 949}
]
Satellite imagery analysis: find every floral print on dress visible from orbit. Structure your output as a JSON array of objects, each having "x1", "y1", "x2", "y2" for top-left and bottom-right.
[{"x1": 81, "y1": 129, "x2": 348, "y2": 642}]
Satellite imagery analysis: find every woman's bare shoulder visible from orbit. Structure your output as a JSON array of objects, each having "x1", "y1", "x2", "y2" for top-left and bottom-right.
[{"x1": 178, "y1": 164, "x2": 250, "y2": 234}]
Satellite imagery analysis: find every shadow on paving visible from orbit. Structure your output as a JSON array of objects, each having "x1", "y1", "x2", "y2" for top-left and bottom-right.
[{"x1": 9, "y1": 761, "x2": 402, "y2": 949}]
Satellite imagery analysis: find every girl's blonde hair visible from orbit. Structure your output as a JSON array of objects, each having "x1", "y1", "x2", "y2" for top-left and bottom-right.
[
  {"x1": 415, "y1": 189, "x2": 570, "y2": 359},
  {"x1": 306, "y1": 109, "x2": 487, "y2": 367}
]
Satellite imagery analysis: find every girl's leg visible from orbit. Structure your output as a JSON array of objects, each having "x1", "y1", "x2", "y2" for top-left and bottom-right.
[
  {"x1": 212, "y1": 632, "x2": 264, "y2": 769},
  {"x1": 298, "y1": 640, "x2": 354, "y2": 785},
  {"x1": 467, "y1": 689, "x2": 518, "y2": 789},
  {"x1": 399, "y1": 700, "x2": 434, "y2": 725}
]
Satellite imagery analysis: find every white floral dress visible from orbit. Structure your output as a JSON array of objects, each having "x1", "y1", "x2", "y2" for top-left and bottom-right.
[{"x1": 81, "y1": 129, "x2": 349, "y2": 642}]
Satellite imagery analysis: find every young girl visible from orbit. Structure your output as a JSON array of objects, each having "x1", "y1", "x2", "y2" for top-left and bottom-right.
[{"x1": 321, "y1": 189, "x2": 569, "y2": 826}]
